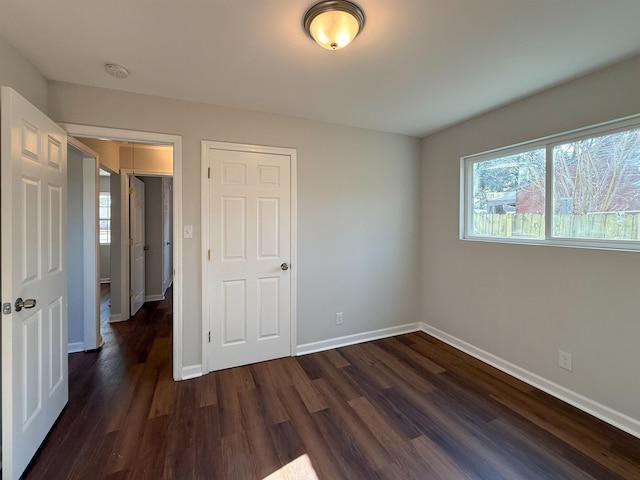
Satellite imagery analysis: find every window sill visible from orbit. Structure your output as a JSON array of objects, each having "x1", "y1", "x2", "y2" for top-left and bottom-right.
[{"x1": 461, "y1": 235, "x2": 640, "y2": 253}]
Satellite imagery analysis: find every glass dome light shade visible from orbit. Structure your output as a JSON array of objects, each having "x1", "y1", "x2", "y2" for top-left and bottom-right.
[
  {"x1": 304, "y1": 1, "x2": 365, "y2": 51},
  {"x1": 309, "y1": 10, "x2": 360, "y2": 50}
]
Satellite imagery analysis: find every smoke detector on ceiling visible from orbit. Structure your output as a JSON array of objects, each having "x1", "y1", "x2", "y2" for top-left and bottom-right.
[{"x1": 104, "y1": 63, "x2": 130, "y2": 79}]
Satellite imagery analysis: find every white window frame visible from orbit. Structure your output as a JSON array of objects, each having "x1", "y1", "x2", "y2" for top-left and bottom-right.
[{"x1": 461, "y1": 113, "x2": 640, "y2": 252}]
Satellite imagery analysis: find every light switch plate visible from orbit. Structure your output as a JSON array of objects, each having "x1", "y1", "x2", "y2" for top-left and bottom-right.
[{"x1": 183, "y1": 225, "x2": 193, "y2": 239}]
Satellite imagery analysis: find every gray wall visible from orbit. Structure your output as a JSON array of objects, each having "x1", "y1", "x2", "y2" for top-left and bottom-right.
[
  {"x1": 420, "y1": 54, "x2": 640, "y2": 423},
  {"x1": 142, "y1": 177, "x2": 164, "y2": 298},
  {"x1": 0, "y1": 36, "x2": 48, "y2": 113},
  {"x1": 48, "y1": 81, "x2": 422, "y2": 368},
  {"x1": 99, "y1": 246, "x2": 111, "y2": 282},
  {"x1": 81, "y1": 137, "x2": 120, "y2": 173},
  {"x1": 66, "y1": 147, "x2": 85, "y2": 346},
  {"x1": 100, "y1": 175, "x2": 111, "y2": 191}
]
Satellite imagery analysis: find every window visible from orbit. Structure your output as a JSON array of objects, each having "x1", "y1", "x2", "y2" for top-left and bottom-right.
[
  {"x1": 462, "y1": 115, "x2": 640, "y2": 251},
  {"x1": 470, "y1": 148, "x2": 545, "y2": 238},
  {"x1": 99, "y1": 193, "x2": 111, "y2": 244}
]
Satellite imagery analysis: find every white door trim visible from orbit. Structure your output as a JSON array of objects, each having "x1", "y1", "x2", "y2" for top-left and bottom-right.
[
  {"x1": 61, "y1": 124, "x2": 184, "y2": 380},
  {"x1": 67, "y1": 137, "x2": 102, "y2": 351},
  {"x1": 201, "y1": 141, "x2": 297, "y2": 374}
]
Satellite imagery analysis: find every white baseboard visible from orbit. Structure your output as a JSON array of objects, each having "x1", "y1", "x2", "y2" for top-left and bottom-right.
[
  {"x1": 145, "y1": 294, "x2": 165, "y2": 302},
  {"x1": 420, "y1": 322, "x2": 640, "y2": 440},
  {"x1": 295, "y1": 323, "x2": 421, "y2": 356},
  {"x1": 181, "y1": 364, "x2": 203, "y2": 380},
  {"x1": 68, "y1": 342, "x2": 84, "y2": 353},
  {"x1": 108, "y1": 313, "x2": 123, "y2": 323},
  {"x1": 163, "y1": 277, "x2": 173, "y2": 294}
]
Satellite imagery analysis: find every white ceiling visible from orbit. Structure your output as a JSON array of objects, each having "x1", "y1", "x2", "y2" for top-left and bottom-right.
[{"x1": 1, "y1": 0, "x2": 640, "y2": 137}]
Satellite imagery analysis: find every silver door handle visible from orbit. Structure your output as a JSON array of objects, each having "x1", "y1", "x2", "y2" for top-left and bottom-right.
[
  {"x1": 280, "y1": 263, "x2": 289, "y2": 271},
  {"x1": 15, "y1": 298, "x2": 36, "y2": 312}
]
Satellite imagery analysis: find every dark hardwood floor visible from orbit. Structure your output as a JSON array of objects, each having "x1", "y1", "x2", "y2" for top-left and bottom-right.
[{"x1": 23, "y1": 290, "x2": 640, "y2": 479}]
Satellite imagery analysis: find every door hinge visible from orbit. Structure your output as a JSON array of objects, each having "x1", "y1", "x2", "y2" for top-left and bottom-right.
[
  {"x1": 207, "y1": 167, "x2": 210, "y2": 179},
  {"x1": 129, "y1": 238, "x2": 133, "y2": 246},
  {"x1": 129, "y1": 187, "x2": 134, "y2": 195},
  {"x1": 129, "y1": 290, "x2": 133, "y2": 298},
  {"x1": 208, "y1": 331, "x2": 211, "y2": 342},
  {"x1": 207, "y1": 249, "x2": 211, "y2": 261}
]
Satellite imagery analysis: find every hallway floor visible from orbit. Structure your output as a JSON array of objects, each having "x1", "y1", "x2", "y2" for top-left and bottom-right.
[{"x1": 24, "y1": 288, "x2": 173, "y2": 479}]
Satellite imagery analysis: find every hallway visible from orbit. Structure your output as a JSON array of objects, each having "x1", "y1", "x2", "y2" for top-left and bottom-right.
[{"x1": 24, "y1": 289, "x2": 174, "y2": 479}]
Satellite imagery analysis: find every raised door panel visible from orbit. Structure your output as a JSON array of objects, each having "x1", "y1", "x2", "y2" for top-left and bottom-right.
[
  {"x1": 47, "y1": 297, "x2": 64, "y2": 394},
  {"x1": 22, "y1": 310, "x2": 42, "y2": 428},
  {"x1": 222, "y1": 197, "x2": 247, "y2": 262},
  {"x1": 257, "y1": 277, "x2": 280, "y2": 339},
  {"x1": 47, "y1": 185, "x2": 62, "y2": 274},
  {"x1": 257, "y1": 198, "x2": 279, "y2": 259},
  {"x1": 222, "y1": 280, "x2": 247, "y2": 345}
]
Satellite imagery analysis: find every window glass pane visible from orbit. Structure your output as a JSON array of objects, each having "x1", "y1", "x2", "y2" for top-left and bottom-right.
[
  {"x1": 471, "y1": 148, "x2": 545, "y2": 238},
  {"x1": 99, "y1": 193, "x2": 111, "y2": 244},
  {"x1": 99, "y1": 230, "x2": 110, "y2": 244},
  {"x1": 552, "y1": 128, "x2": 640, "y2": 240}
]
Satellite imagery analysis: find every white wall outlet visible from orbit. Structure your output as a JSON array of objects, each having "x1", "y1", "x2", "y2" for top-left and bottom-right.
[
  {"x1": 559, "y1": 350, "x2": 572, "y2": 371},
  {"x1": 336, "y1": 312, "x2": 343, "y2": 325},
  {"x1": 183, "y1": 225, "x2": 193, "y2": 239}
]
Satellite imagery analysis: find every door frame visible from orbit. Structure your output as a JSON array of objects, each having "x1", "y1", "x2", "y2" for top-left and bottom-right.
[
  {"x1": 67, "y1": 136, "x2": 102, "y2": 351},
  {"x1": 200, "y1": 140, "x2": 298, "y2": 374},
  {"x1": 61, "y1": 124, "x2": 184, "y2": 380}
]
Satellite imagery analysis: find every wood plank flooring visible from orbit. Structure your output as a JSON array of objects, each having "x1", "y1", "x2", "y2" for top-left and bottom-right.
[{"x1": 23, "y1": 290, "x2": 640, "y2": 479}]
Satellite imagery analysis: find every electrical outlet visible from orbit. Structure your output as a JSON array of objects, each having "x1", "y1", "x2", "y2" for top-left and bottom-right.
[
  {"x1": 336, "y1": 312, "x2": 343, "y2": 325},
  {"x1": 559, "y1": 350, "x2": 572, "y2": 371}
]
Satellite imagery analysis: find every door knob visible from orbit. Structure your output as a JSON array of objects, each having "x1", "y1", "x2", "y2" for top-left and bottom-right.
[
  {"x1": 280, "y1": 263, "x2": 289, "y2": 271},
  {"x1": 15, "y1": 298, "x2": 36, "y2": 312}
]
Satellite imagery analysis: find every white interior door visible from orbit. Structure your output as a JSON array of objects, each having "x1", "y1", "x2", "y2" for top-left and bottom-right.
[
  {"x1": 162, "y1": 177, "x2": 172, "y2": 293},
  {"x1": 130, "y1": 176, "x2": 145, "y2": 316},
  {"x1": 206, "y1": 146, "x2": 292, "y2": 371},
  {"x1": 1, "y1": 86, "x2": 68, "y2": 480}
]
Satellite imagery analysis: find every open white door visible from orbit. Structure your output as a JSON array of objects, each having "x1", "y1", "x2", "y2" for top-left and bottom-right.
[
  {"x1": 1, "y1": 87, "x2": 68, "y2": 479},
  {"x1": 162, "y1": 178, "x2": 172, "y2": 293},
  {"x1": 130, "y1": 176, "x2": 145, "y2": 316}
]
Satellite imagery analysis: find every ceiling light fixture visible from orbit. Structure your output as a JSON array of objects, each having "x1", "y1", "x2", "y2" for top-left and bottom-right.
[
  {"x1": 104, "y1": 63, "x2": 130, "y2": 79},
  {"x1": 303, "y1": 0, "x2": 365, "y2": 51}
]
